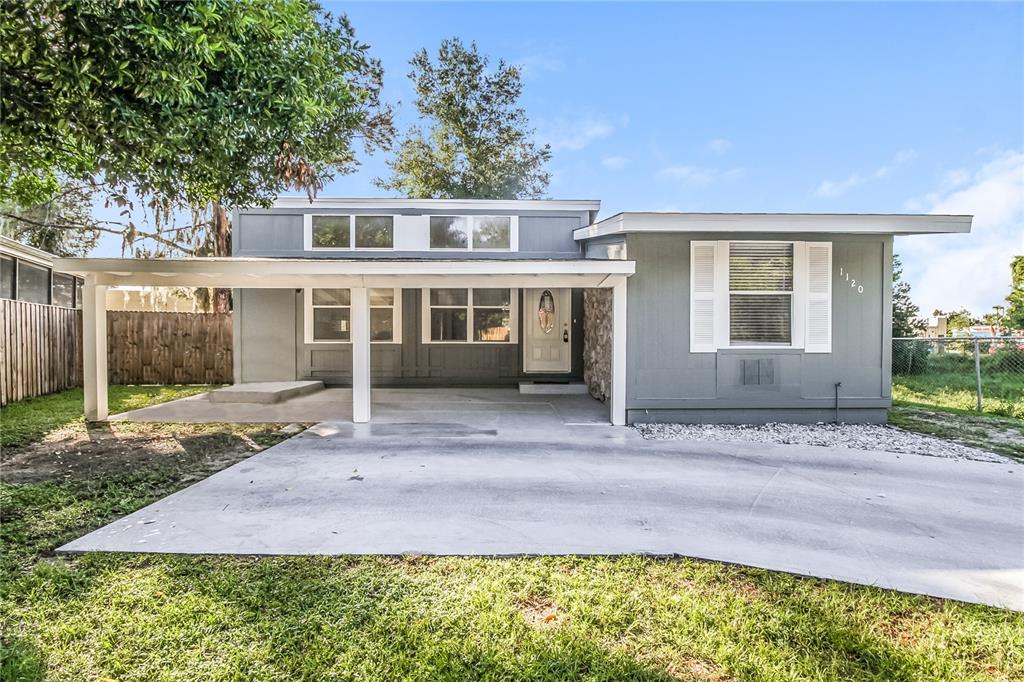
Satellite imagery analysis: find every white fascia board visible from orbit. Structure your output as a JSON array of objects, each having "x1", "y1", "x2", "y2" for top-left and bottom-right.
[
  {"x1": 0, "y1": 235, "x2": 57, "y2": 267},
  {"x1": 272, "y1": 196, "x2": 601, "y2": 213},
  {"x1": 573, "y1": 212, "x2": 974, "y2": 240},
  {"x1": 52, "y1": 257, "x2": 635, "y2": 289}
]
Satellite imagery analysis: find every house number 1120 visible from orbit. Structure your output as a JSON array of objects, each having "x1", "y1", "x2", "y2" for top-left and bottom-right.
[{"x1": 838, "y1": 267, "x2": 864, "y2": 294}]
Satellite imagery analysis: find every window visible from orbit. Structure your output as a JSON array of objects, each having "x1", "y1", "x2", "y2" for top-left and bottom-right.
[
  {"x1": 307, "y1": 215, "x2": 394, "y2": 250},
  {"x1": 0, "y1": 256, "x2": 14, "y2": 299},
  {"x1": 430, "y1": 216, "x2": 469, "y2": 249},
  {"x1": 728, "y1": 242, "x2": 793, "y2": 346},
  {"x1": 51, "y1": 273, "x2": 75, "y2": 308},
  {"x1": 423, "y1": 288, "x2": 516, "y2": 343},
  {"x1": 16, "y1": 261, "x2": 49, "y2": 304},
  {"x1": 689, "y1": 240, "x2": 833, "y2": 354},
  {"x1": 428, "y1": 216, "x2": 512, "y2": 251},
  {"x1": 311, "y1": 215, "x2": 350, "y2": 249},
  {"x1": 355, "y1": 216, "x2": 394, "y2": 248},
  {"x1": 304, "y1": 288, "x2": 402, "y2": 343}
]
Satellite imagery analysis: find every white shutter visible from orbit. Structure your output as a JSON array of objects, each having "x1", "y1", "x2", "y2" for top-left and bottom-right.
[
  {"x1": 804, "y1": 242, "x2": 832, "y2": 353},
  {"x1": 690, "y1": 241, "x2": 718, "y2": 352}
]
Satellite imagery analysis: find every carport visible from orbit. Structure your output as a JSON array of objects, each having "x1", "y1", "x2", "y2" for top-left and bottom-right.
[{"x1": 54, "y1": 257, "x2": 635, "y2": 425}]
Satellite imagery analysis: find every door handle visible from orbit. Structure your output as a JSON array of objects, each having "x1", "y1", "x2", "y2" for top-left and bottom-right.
[{"x1": 563, "y1": 329, "x2": 569, "y2": 343}]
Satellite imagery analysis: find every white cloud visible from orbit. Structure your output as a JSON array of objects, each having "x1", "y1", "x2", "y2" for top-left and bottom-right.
[
  {"x1": 706, "y1": 138, "x2": 732, "y2": 154},
  {"x1": 898, "y1": 149, "x2": 1024, "y2": 315},
  {"x1": 657, "y1": 165, "x2": 745, "y2": 185},
  {"x1": 516, "y1": 53, "x2": 565, "y2": 78},
  {"x1": 601, "y1": 155, "x2": 629, "y2": 170},
  {"x1": 537, "y1": 114, "x2": 627, "y2": 152},
  {"x1": 816, "y1": 150, "x2": 917, "y2": 197}
]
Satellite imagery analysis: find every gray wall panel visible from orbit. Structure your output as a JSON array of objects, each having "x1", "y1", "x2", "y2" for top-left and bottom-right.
[
  {"x1": 624, "y1": 232, "x2": 892, "y2": 417},
  {"x1": 235, "y1": 289, "x2": 297, "y2": 382}
]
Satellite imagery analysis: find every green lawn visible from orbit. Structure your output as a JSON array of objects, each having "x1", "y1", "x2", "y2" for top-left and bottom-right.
[
  {"x1": 0, "y1": 385, "x2": 216, "y2": 449},
  {"x1": 1, "y1": 392, "x2": 1022, "y2": 680},
  {"x1": 891, "y1": 349, "x2": 1024, "y2": 420}
]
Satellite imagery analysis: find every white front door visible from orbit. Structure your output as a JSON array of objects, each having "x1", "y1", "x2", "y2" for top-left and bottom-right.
[{"x1": 523, "y1": 288, "x2": 572, "y2": 373}]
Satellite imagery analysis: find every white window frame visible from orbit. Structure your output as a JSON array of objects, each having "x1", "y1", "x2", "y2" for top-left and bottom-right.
[
  {"x1": 420, "y1": 287, "x2": 519, "y2": 344},
  {"x1": 304, "y1": 287, "x2": 402, "y2": 344},
  {"x1": 303, "y1": 214, "x2": 397, "y2": 252},
  {"x1": 691, "y1": 240, "x2": 830, "y2": 353},
  {"x1": 427, "y1": 215, "x2": 519, "y2": 252}
]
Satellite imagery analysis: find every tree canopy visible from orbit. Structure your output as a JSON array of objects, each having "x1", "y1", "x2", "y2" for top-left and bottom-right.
[
  {"x1": 1, "y1": 0, "x2": 393, "y2": 256},
  {"x1": 1005, "y1": 255, "x2": 1024, "y2": 331},
  {"x1": 375, "y1": 38, "x2": 550, "y2": 199},
  {"x1": 891, "y1": 254, "x2": 925, "y2": 338}
]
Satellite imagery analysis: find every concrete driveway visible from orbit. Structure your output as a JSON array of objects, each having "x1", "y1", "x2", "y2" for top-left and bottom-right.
[{"x1": 60, "y1": 421, "x2": 1024, "y2": 610}]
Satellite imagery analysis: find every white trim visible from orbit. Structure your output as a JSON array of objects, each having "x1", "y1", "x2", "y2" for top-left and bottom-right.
[
  {"x1": 611, "y1": 277, "x2": 627, "y2": 426},
  {"x1": 723, "y1": 240, "x2": 802, "y2": 350},
  {"x1": 303, "y1": 287, "x2": 401, "y2": 344},
  {"x1": 575, "y1": 212, "x2": 973, "y2": 240},
  {"x1": 421, "y1": 287, "x2": 520, "y2": 344},
  {"x1": 82, "y1": 280, "x2": 108, "y2": 421},
  {"x1": 351, "y1": 287, "x2": 371, "y2": 423},
  {"x1": 274, "y1": 196, "x2": 600, "y2": 213},
  {"x1": 53, "y1": 258, "x2": 636, "y2": 289}
]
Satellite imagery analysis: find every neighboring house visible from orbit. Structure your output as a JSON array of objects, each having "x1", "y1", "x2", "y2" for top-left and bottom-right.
[
  {"x1": 924, "y1": 315, "x2": 948, "y2": 338},
  {"x1": 54, "y1": 198, "x2": 971, "y2": 425},
  {"x1": 0, "y1": 235, "x2": 83, "y2": 308}
]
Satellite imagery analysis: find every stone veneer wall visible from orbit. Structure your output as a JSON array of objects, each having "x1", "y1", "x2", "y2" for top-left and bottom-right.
[{"x1": 583, "y1": 288, "x2": 613, "y2": 401}]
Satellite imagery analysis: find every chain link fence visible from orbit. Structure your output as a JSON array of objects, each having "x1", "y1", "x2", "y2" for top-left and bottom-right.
[{"x1": 891, "y1": 337, "x2": 1024, "y2": 419}]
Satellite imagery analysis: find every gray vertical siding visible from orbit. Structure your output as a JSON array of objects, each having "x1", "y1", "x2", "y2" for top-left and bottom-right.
[
  {"x1": 623, "y1": 233, "x2": 892, "y2": 422},
  {"x1": 234, "y1": 209, "x2": 589, "y2": 259},
  {"x1": 236, "y1": 288, "x2": 585, "y2": 386},
  {"x1": 234, "y1": 289, "x2": 298, "y2": 382}
]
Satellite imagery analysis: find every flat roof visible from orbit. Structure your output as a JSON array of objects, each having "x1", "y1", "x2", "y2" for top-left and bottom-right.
[
  {"x1": 573, "y1": 212, "x2": 974, "y2": 240},
  {"x1": 54, "y1": 257, "x2": 634, "y2": 289},
  {"x1": 271, "y1": 196, "x2": 602, "y2": 213}
]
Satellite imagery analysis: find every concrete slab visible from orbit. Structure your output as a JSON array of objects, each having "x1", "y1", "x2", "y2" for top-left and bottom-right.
[
  {"x1": 111, "y1": 387, "x2": 611, "y2": 432},
  {"x1": 209, "y1": 381, "x2": 324, "y2": 404},
  {"x1": 519, "y1": 382, "x2": 590, "y2": 395},
  {"x1": 59, "y1": 422, "x2": 1023, "y2": 610}
]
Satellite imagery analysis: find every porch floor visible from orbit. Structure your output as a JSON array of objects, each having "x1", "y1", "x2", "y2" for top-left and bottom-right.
[{"x1": 110, "y1": 386, "x2": 612, "y2": 433}]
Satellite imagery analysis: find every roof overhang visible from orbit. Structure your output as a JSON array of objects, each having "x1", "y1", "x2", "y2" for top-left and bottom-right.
[
  {"x1": 573, "y1": 212, "x2": 974, "y2": 240},
  {"x1": 272, "y1": 196, "x2": 601, "y2": 214},
  {"x1": 54, "y1": 257, "x2": 635, "y2": 289},
  {"x1": 0, "y1": 235, "x2": 57, "y2": 268}
]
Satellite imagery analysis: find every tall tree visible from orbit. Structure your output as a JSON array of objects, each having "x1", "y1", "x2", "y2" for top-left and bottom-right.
[
  {"x1": 932, "y1": 307, "x2": 977, "y2": 332},
  {"x1": 2, "y1": 0, "x2": 393, "y2": 269},
  {"x1": 376, "y1": 38, "x2": 550, "y2": 199},
  {"x1": 892, "y1": 254, "x2": 925, "y2": 337},
  {"x1": 1005, "y1": 255, "x2": 1024, "y2": 331}
]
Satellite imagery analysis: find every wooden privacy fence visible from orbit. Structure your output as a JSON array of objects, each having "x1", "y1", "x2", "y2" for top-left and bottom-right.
[
  {"x1": 1, "y1": 298, "x2": 82, "y2": 406},
  {"x1": 1, "y1": 300, "x2": 233, "y2": 406},
  {"x1": 107, "y1": 311, "x2": 232, "y2": 385}
]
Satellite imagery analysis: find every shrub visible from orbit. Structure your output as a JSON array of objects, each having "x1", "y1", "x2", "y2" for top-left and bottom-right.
[{"x1": 892, "y1": 340, "x2": 930, "y2": 375}]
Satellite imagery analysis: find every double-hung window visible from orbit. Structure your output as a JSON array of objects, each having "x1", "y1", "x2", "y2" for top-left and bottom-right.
[
  {"x1": 690, "y1": 240, "x2": 832, "y2": 353},
  {"x1": 307, "y1": 215, "x2": 394, "y2": 250},
  {"x1": 305, "y1": 288, "x2": 402, "y2": 343},
  {"x1": 423, "y1": 288, "x2": 517, "y2": 343},
  {"x1": 428, "y1": 216, "x2": 513, "y2": 251},
  {"x1": 728, "y1": 242, "x2": 794, "y2": 346}
]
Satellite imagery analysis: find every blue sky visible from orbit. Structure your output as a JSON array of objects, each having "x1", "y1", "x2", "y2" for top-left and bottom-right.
[{"x1": 101, "y1": 2, "x2": 1024, "y2": 316}]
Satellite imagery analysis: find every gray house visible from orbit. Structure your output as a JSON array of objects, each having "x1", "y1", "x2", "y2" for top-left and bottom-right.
[{"x1": 56, "y1": 197, "x2": 970, "y2": 425}]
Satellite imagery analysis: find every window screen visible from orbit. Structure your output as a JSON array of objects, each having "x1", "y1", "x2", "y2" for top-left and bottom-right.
[
  {"x1": 728, "y1": 242, "x2": 793, "y2": 345},
  {"x1": 17, "y1": 261, "x2": 49, "y2": 304},
  {"x1": 52, "y1": 273, "x2": 75, "y2": 307},
  {"x1": 0, "y1": 256, "x2": 14, "y2": 299}
]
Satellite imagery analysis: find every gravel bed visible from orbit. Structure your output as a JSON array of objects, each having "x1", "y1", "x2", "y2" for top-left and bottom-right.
[{"x1": 633, "y1": 422, "x2": 1015, "y2": 464}]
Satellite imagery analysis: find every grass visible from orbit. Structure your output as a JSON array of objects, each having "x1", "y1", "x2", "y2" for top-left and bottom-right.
[
  {"x1": 0, "y1": 385, "x2": 216, "y2": 449},
  {"x1": 1, "y1": 394, "x2": 1022, "y2": 680},
  {"x1": 891, "y1": 349, "x2": 1024, "y2": 420},
  {"x1": 888, "y1": 406, "x2": 1024, "y2": 459}
]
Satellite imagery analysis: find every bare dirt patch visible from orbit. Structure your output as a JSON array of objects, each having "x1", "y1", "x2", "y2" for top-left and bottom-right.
[
  {"x1": 1, "y1": 422, "x2": 302, "y2": 484},
  {"x1": 518, "y1": 595, "x2": 563, "y2": 629}
]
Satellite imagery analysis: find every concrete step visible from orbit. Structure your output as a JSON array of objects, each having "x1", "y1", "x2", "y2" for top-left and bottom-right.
[
  {"x1": 209, "y1": 381, "x2": 324, "y2": 404},
  {"x1": 519, "y1": 381, "x2": 590, "y2": 395}
]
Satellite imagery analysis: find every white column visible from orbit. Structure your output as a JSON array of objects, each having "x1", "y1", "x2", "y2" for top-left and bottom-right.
[
  {"x1": 611, "y1": 277, "x2": 627, "y2": 426},
  {"x1": 351, "y1": 286, "x2": 371, "y2": 423},
  {"x1": 82, "y1": 280, "x2": 109, "y2": 421}
]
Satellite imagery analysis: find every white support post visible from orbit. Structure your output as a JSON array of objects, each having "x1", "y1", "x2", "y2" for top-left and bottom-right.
[
  {"x1": 351, "y1": 286, "x2": 371, "y2": 423},
  {"x1": 82, "y1": 280, "x2": 109, "y2": 421},
  {"x1": 611, "y1": 277, "x2": 627, "y2": 426}
]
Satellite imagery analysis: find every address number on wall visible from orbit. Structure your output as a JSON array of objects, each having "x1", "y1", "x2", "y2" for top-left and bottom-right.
[{"x1": 838, "y1": 267, "x2": 864, "y2": 294}]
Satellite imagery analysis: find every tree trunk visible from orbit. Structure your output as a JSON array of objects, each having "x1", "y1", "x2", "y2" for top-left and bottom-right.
[{"x1": 211, "y1": 202, "x2": 232, "y2": 314}]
